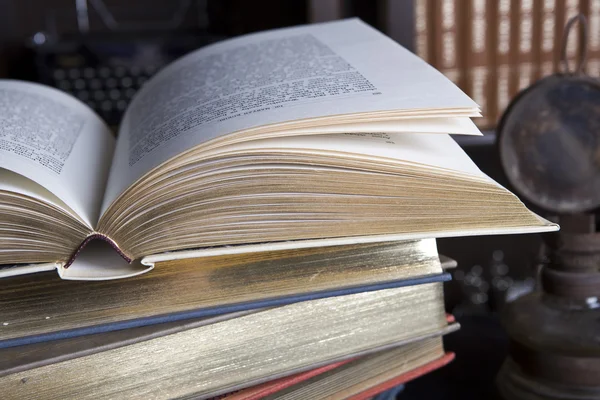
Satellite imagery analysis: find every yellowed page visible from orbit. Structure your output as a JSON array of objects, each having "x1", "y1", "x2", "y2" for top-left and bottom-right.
[
  {"x1": 0, "y1": 80, "x2": 115, "y2": 228},
  {"x1": 197, "y1": 132, "x2": 486, "y2": 177},
  {"x1": 0, "y1": 168, "x2": 81, "y2": 223},
  {"x1": 274, "y1": 116, "x2": 482, "y2": 136},
  {"x1": 102, "y1": 18, "x2": 478, "y2": 213}
]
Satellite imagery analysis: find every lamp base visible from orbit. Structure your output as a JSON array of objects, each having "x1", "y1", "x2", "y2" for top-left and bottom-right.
[{"x1": 497, "y1": 357, "x2": 600, "y2": 400}]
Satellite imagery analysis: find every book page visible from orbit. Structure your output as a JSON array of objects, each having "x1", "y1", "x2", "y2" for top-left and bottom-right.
[
  {"x1": 274, "y1": 116, "x2": 482, "y2": 136},
  {"x1": 102, "y1": 18, "x2": 477, "y2": 213},
  {"x1": 0, "y1": 81, "x2": 115, "y2": 228},
  {"x1": 200, "y1": 132, "x2": 486, "y2": 178},
  {"x1": 0, "y1": 168, "x2": 80, "y2": 220}
]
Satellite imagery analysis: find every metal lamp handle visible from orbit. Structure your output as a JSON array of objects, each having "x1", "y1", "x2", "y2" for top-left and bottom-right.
[{"x1": 560, "y1": 14, "x2": 589, "y2": 75}]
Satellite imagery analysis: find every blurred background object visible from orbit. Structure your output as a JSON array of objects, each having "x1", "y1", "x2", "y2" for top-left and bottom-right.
[
  {"x1": 3, "y1": 0, "x2": 227, "y2": 126},
  {"x1": 494, "y1": 15, "x2": 600, "y2": 399}
]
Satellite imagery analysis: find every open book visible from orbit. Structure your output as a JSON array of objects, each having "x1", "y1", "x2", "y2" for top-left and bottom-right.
[{"x1": 0, "y1": 19, "x2": 556, "y2": 279}]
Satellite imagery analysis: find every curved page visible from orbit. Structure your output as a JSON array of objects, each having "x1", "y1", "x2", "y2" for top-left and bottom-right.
[
  {"x1": 0, "y1": 80, "x2": 115, "y2": 228},
  {"x1": 102, "y1": 18, "x2": 478, "y2": 213}
]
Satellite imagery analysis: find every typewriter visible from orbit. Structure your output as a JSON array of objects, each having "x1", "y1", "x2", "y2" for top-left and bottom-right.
[
  {"x1": 33, "y1": 33, "x2": 222, "y2": 127},
  {"x1": 30, "y1": 0, "x2": 223, "y2": 127}
]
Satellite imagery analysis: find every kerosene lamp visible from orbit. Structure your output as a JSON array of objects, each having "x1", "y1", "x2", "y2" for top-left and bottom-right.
[{"x1": 495, "y1": 15, "x2": 600, "y2": 400}]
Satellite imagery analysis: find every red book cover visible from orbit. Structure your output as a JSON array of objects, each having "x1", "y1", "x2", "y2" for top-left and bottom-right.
[
  {"x1": 218, "y1": 314, "x2": 456, "y2": 400},
  {"x1": 220, "y1": 315, "x2": 457, "y2": 400},
  {"x1": 222, "y1": 359, "x2": 353, "y2": 400},
  {"x1": 347, "y1": 352, "x2": 456, "y2": 400},
  {"x1": 219, "y1": 353, "x2": 455, "y2": 400}
]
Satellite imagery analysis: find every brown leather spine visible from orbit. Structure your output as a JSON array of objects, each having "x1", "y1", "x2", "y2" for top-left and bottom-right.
[{"x1": 64, "y1": 234, "x2": 132, "y2": 269}]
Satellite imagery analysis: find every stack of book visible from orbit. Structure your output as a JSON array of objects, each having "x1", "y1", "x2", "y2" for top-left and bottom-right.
[
  {"x1": 415, "y1": 0, "x2": 592, "y2": 130},
  {"x1": 0, "y1": 19, "x2": 555, "y2": 398},
  {"x1": 0, "y1": 242, "x2": 460, "y2": 398}
]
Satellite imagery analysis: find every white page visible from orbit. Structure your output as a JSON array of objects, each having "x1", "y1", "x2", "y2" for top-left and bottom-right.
[
  {"x1": 197, "y1": 132, "x2": 485, "y2": 178},
  {"x1": 102, "y1": 18, "x2": 478, "y2": 213},
  {"x1": 0, "y1": 168, "x2": 81, "y2": 222},
  {"x1": 275, "y1": 116, "x2": 482, "y2": 136},
  {"x1": 0, "y1": 80, "x2": 115, "y2": 228}
]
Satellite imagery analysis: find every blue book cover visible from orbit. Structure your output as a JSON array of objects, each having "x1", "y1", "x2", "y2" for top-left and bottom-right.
[
  {"x1": 0, "y1": 273, "x2": 450, "y2": 349},
  {"x1": 373, "y1": 384, "x2": 405, "y2": 400}
]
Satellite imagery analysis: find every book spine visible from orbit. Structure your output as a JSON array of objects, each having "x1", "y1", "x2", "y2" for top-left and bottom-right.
[
  {"x1": 348, "y1": 353, "x2": 456, "y2": 400},
  {"x1": 496, "y1": 0, "x2": 513, "y2": 121},
  {"x1": 531, "y1": 0, "x2": 544, "y2": 81},
  {"x1": 414, "y1": 0, "x2": 431, "y2": 62},
  {"x1": 587, "y1": 0, "x2": 600, "y2": 75},
  {"x1": 538, "y1": 0, "x2": 558, "y2": 78},
  {"x1": 487, "y1": 0, "x2": 499, "y2": 127},
  {"x1": 63, "y1": 233, "x2": 132, "y2": 270},
  {"x1": 432, "y1": 0, "x2": 461, "y2": 85},
  {"x1": 513, "y1": 0, "x2": 536, "y2": 95},
  {"x1": 225, "y1": 359, "x2": 354, "y2": 400},
  {"x1": 466, "y1": 0, "x2": 494, "y2": 129}
]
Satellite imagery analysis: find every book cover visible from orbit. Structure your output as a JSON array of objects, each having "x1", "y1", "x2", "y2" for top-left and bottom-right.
[
  {"x1": 0, "y1": 272, "x2": 450, "y2": 349},
  {"x1": 348, "y1": 353, "x2": 455, "y2": 400},
  {"x1": 0, "y1": 311, "x2": 254, "y2": 377},
  {"x1": 222, "y1": 315, "x2": 456, "y2": 400},
  {"x1": 372, "y1": 384, "x2": 405, "y2": 400},
  {"x1": 0, "y1": 283, "x2": 454, "y2": 399},
  {"x1": 221, "y1": 353, "x2": 455, "y2": 400},
  {"x1": 222, "y1": 360, "x2": 354, "y2": 400}
]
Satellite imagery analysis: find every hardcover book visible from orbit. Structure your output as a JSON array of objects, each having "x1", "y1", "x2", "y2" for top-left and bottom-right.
[
  {"x1": 0, "y1": 19, "x2": 556, "y2": 280},
  {"x1": 0, "y1": 239, "x2": 449, "y2": 347},
  {"x1": 246, "y1": 315, "x2": 458, "y2": 400},
  {"x1": 0, "y1": 282, "x2": 456, "y2": 399},
  {"x1": 260, "y1": 340, "x2": 452, "y2": 400}
]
